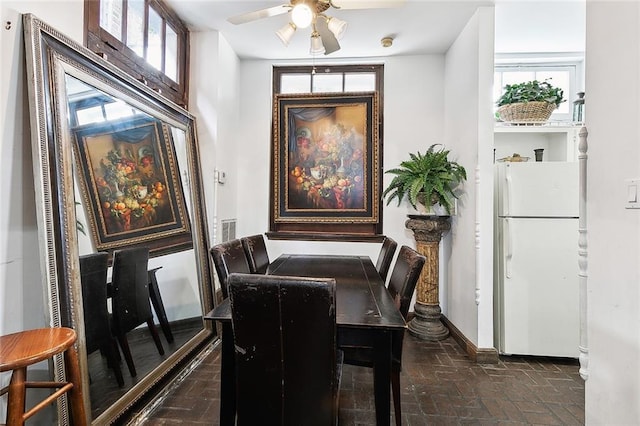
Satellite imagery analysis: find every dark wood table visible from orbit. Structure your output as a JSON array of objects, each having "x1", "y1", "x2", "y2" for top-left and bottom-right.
[{"x1": 204, "y1": 254, "x2": 407, "y2": 425}]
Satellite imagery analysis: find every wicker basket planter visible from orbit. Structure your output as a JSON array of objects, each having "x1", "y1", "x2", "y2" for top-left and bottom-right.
[{"x1": 497, "y1": 101, "x2": 557, "y2": 123}]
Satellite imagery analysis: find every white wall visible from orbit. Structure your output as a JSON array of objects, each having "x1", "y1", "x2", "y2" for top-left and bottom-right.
[
  {"x1": 236, "y1": 59, "x2": 273, "y2": 240},
  {"x1": 189, "y1": 30, "x2": 240, "y2": 249},
  {"x1": 584, "y1": 2, "x2": 640, "y2": 424},
  {"x1": 442, "y1": 7, "x2": 495, "y2": 347},
  {"x1": 0, "y1": 2, "x2": 84, "y2": 422},
  {"x1": 235, "y1": 55, "x2": 446, "y2": 267},
  {"x1": 495, "y1": 1, "x2": 585, "y2": 55},
  {"x1": 0, "y1": 0, "x2": 83, "y2": 339}
]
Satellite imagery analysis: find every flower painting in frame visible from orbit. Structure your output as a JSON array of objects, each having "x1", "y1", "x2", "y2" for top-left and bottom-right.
[
  {"x1": 72, "y1": 115, "x2": 192, "y2": 255},
  {"x1": 270, "y1": 92, "x2": 382, "y2": 239}
]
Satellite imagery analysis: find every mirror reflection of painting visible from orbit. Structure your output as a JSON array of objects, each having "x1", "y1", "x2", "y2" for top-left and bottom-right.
[
  {"x1": 75, "y1": 119, "x2": 182, "y2": 235},
  {"x1": 68, "y1": 75, "x2": 192, "y2": 253},
  {"x1": 287, "y1": 105, "x2": 366, "y2": 211}
]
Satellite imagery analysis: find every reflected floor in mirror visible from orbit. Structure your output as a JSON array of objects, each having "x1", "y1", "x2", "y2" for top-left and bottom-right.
[
  {"x1": 143, "y1": 334, "x2": 585, "y2": 425},
  {"x1": 89, "y1": 318, "x2": 202, "y2": 418}
]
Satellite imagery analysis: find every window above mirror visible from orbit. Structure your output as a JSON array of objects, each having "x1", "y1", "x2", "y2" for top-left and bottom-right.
[{"x1": 85, "y1": 0, "x2": 189, "y2": 107}]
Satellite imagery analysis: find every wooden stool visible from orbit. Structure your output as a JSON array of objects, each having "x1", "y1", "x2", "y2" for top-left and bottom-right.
[{"x1": 0, "y1": 328, "x2": 87, "y2": 425}]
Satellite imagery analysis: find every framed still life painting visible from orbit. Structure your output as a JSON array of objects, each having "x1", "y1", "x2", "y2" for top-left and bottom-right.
[
  {"x1": 72, "y1": 115, "x2": 192, "y2": 254},
  {"x1": 270, "y1": 92, "x2": 382, "y2": 240}
]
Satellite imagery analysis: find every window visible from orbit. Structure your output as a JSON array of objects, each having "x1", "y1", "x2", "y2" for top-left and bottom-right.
[
  {"x1": 274, "y1": 64, "x2": 383, "y2": 95},
  {"x1": 494, "y1": 63, "x2": 580, "y2": 122},
  {"x1": 85, "y1": 0, "x2": 189, "y2": 106}
]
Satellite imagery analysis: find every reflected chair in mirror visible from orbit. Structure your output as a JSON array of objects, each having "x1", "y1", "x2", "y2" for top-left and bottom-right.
[
  {"x1": 241, "y1": 234, "x2": 270, "y2": 274},
  {"x1": 375, "y1": 236, "x2": 398, "y2": 283},
  {"x1": 79, "y1": 252, "x2": 124, "y2": 387},
  {"x1": 342, "y1": 245, "x2": 425, "y2": 426},
  {"x1": 147, "y1": 266, "x2": 174, "y2": 344},
  {"x1": 210, "y1": 239, "x2": 251, "y2": 299},
  {"x1": 110, "y1": 247, "x2": 164, "y2": 377},
  {"x1": 228, "y1": 273, "x2": 342, "y2": 426}
]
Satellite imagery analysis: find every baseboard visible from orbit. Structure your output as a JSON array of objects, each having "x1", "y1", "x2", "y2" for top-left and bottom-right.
[{"x1": 441, "y1": 315, "x2": 499, "y2": 364}]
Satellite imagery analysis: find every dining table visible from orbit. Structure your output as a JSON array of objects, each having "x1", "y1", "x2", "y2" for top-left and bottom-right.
[{"x1": 204, "y1": 253, "x2": 407, "y2": 425}]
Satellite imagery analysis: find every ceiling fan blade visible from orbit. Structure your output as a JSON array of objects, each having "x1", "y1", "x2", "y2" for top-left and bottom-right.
[
  {"x1": 227, "y1": 4, "x2": 290, "y2": 25},
  {"x1": 331, "y1": 0, "x2": 405, "y2": 9},
  {"x1": 316, "y1": 17, "x2": 340, "y2": 55}
]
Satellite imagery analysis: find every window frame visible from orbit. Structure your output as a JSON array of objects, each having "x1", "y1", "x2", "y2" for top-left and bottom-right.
[
  {"x1": 494, "y1": 60, "x2": 583, "y2": 123},
  {"x1": 273, "y1": 64, "x2": 384, "y2": 96},
  {"x1": 84, "y1": 0, "x2": 189, "y2": 107}
]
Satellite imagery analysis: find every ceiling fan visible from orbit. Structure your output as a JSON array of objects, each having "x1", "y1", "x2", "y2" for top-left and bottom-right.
[{"x1": 227, "y1": 0, "x2": 404, "y2": 55}]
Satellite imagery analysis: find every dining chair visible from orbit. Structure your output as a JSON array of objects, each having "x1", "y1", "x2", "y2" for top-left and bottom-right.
[
  {"x1": 342, "y1": 245, "x2": 425, "y2": 426},
  {"x1": 79, "y1": 252, "x2": 124, "y2": 387},
  {"x1": 375, "y1": 236, "x2": 398, "y2": 282},
  {"x1": 228, "y1": 273, "x2": 342, "y2": 426},
  {"x1": 210, "y1": 239, "x2": 251, "y2": 298},
  {"x1": 240, "y1": 234, "x2": 270, "y2": 274},
  {"x1": 110, "y1": 247, "x2": 164, "y2": 377}
]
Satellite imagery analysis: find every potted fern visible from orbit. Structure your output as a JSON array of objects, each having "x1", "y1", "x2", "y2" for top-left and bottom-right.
[
  {"x1": 496, "y1": 79, "x2": 565, "y2": 123},
  {"x1": 383, "y1": 144, "x2": 467, "y2": 215}
]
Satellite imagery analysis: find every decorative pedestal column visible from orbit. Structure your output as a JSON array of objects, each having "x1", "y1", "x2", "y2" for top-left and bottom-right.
[{"x1": 405, "y1": 215, "x2": 451, "y2": 341}]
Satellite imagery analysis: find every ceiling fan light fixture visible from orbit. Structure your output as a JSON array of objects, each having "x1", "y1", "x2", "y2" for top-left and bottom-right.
[
  {"x1": 291, "y1": 3, "x2": 314, "y2": 29},
  {"x1": 310, "y1": 31, "x2": 325, "y2": 55},
  {"x1": 276, "y1": 22, "x2": 297, "y2": 46},
  {"x1": 326, "y1": 16, "x2": 347, "y2": 40}
]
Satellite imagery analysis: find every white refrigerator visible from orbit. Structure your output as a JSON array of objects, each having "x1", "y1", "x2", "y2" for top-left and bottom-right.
[{"x1": 495, "y1": 161, "x2": 579, "y2": 358}]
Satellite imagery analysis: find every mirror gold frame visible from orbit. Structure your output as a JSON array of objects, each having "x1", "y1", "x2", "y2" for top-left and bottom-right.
[{"x1": 23, "y1": 13, "x2": 216, "y2": 424}]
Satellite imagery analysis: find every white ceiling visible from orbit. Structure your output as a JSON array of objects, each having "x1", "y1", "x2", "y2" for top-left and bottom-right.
[
  {"x1": 165, "y1": 0, "x2": 494, "y2": 60},
  {"x1": 164, "y1": 0, "x2": 585, "y2": 61}
]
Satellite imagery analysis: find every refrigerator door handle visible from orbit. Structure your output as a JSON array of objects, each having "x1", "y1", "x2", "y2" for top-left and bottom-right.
[
  {"x1": 504, "y1": 164, "x2": 512, "y2": 216},
  {"x1": 505, "y1": 218, "x2": 513, "y2": 279}
]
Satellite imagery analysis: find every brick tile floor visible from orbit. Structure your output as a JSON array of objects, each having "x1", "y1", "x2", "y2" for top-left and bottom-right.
[{"x1": 143, "y1": 335, "x2": 584, "y2": 425}]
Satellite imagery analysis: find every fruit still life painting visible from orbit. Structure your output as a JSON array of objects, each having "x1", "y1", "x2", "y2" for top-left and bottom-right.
[
  {"x1": 73, "y1": 117, "x2": 191, "y2": 251},
  {"x1": 287, "y1": 106, "x2": 366, "y2": 211},
  {"x1": 272, "y1": 92, "x2": 380, "y2": 233}
]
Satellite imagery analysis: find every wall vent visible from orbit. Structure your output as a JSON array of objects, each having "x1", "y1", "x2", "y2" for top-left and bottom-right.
[{"x1": 221, "y1": 219, "x2": 236, "y2": 242}]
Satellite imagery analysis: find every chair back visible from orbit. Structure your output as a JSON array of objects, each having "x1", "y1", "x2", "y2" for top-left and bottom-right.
[
  {"x1": 228, "y1": 273, "x2": 338, "y2": 426},
  {"x1": 210, "y1": 239, "x2": 251, "y2": 298},
  {"x1": 387, "y1": 245, "x2": 426, "y2": 319},
  {"x1": 79, "y1": 251, "x2": 125, "y2": 387},
  {"x1": 387, "y1": 245, "x2": 426, "y2": 372},
  {"x1": 79, "y1": 252, "x2": 111, "y2": 354},
  {"x1": 241, "y1": 234, "x2": 270, "y2": 274},
  {"x1": 111, "y1": 247, "x2": 152, "y2": 333},
  {"x1": 375, "y1": 236, "x2": 398, "y2": 282}
]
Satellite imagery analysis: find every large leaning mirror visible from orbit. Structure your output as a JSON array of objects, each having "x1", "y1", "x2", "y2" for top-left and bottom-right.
[{"x1": 23, "y1": 14, "x2": 216, "y2": 424}]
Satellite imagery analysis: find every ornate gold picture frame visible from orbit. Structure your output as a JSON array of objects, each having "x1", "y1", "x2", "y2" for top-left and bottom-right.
[
  {"x1": 270, "y1": 92, "x2": 382, "y2": 239},
  {"x1": 73, "y1": 115, "x2": 192, "y2": 254}
]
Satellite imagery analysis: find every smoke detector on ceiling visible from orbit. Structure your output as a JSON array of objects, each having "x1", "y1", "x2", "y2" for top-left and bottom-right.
[{"x1": 381, "y1": 37, "x2": 393, "y2": 48}]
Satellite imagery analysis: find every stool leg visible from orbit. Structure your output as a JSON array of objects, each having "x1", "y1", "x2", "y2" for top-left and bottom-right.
[
  {"x1": 64, "y1": 345, "x2": 88, "y2": 425},
  {"x1": 6, "y1": 367, "x2": 27, "y2": 426}
]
